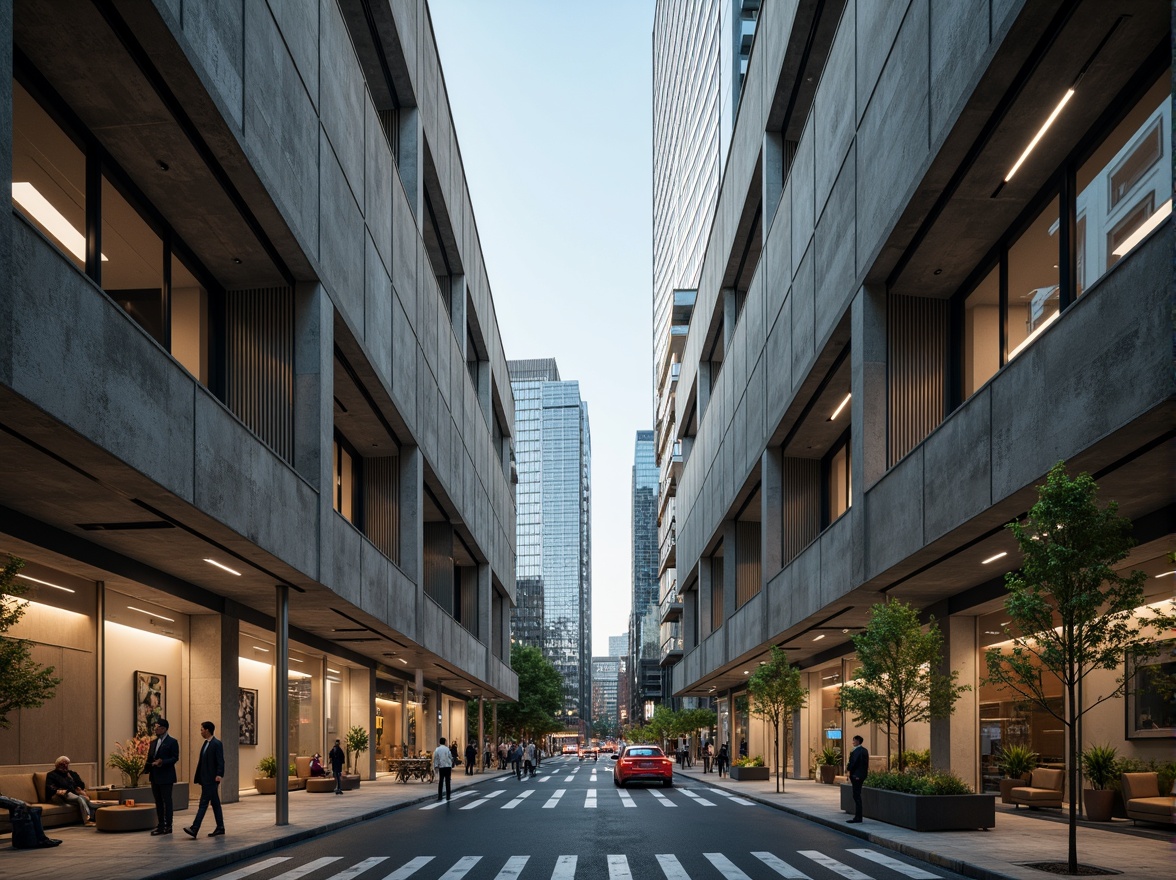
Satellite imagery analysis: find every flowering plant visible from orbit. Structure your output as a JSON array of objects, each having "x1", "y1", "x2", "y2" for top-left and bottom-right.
[
  {"x1": 732, "y1": 754, "x2": 764, "y2": 767},
  {"x1": 107, "y1": 735, "x2": 152, "y2": 785}
]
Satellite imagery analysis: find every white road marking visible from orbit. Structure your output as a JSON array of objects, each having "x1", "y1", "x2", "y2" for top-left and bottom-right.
[
  {"x1": 564, "y1": 775, "x2": 576, "y2": 781},
  {"x1": 551, "y1": 855, "x2": 577, "y2": 879},
  {"x1": 502, "y1": 789, "x2": 534, "y2": 809},
  {"x1": 437, "y1": 856, "x2": 481, "y2": 880},
  {"x1": 679, "y1": 789, "x2": 715, "y2": 806},
  {"x1": 751, "y1": 852, "x2": 813, "y2": 878},
  {"x1": 848, "y1": 850, "x2": 941, "y2": 878},
  {"x1": 420, "y1": 791, "x2": 477, "y2": 810},
  {"x1": 704, "y1": 853, "x2": 753, "y2": 879},
  {"x1": 263, "y1": 859, "x2": 344, "y2": 880},
  {"x1": 650, "y1": 789, "x2": 677, "y2": 807},
  {"x1": 541, "y1": 774, "x2": 554, "y2": 781},
  {"x1": 798, "y1": 850, "x2": 873, "y2": 879},
  {"x1": 655, "y1": 854, "x2": 690, "y2": 880},
  {"x1": 492, "y1": 856, "x2": 529, "y2": 879},
  {"x1": 461, "y1": 789, "x2": 506, "y2": 810},
  {"x1": 211, "y1": 858, "x2": 291, "y2": 880},
  {"x1": 585, "y1": 789, "x2": 597, "y2": 808},
  {"x1": 543, "y1": 788, "x2": 567, "y2": 808},
  {"x1": 608, "y1": 854, "x2": 632, "y2": 879},
  {"x1": 380, "y1": 857, "x2": 435, "y2": 880},
  {"x1": 618, "y1": 789, "x2": 636, "y2": 808},
  {"x1": 713, "y1": 791, "x2": 756, "y2": 806},
  {"x1": 327, "y1": 858, "x2": 389, "y2": 880}
]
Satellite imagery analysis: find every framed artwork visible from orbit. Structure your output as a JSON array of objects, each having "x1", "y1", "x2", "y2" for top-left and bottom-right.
[
  {"x1": 1126, "y1": 640, "x2": 1176, "y2": 739},
  {"x1": 135, "y1": 671, "x2": 165, "y2": 735},
  {"x1": 239, "y1": 687, "x2": 258, "y2": 746}
]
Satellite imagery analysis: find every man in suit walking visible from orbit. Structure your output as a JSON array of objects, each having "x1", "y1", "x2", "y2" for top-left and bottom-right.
[
  {"x1": 147, "y1": 718, "x2": 179, "y2": 835},
  {"x1": 184, "y1": 721, "x2": 225, "y2": 838},
  {"x1": 846, "y1": 734, "x2": 869, "y2": 823},
  {"x1": 328, "y1": 739, "x2": 346, "y2": 794}
]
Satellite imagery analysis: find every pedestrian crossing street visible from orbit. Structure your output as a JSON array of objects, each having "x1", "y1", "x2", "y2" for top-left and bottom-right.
[
  {"x1": 207, "y1": 848, "x2": 944, "y2": 880},
  {"x1": 418, "y1": 785, "x2": 756, "y2": 811}
]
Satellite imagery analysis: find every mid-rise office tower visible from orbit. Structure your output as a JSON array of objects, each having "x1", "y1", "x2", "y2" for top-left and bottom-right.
[
  {"x1": 631, "y1": 430, "x2": 662, "y2": 721},
  {"x1": 508, "y1": 359, "x2": 592, "y2": 734},
  {"x1": 1, "y1": 0, "x2": 518, "y2": 799},
  {"x1": 591, "y1": 655, "x2": 621, "y2": 734},
  {"x1": 654, "y1": 0, "x2": 1171, "y2": 788}
]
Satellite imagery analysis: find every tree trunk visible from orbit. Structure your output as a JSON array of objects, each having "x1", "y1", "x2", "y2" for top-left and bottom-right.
[
  {"x1": 774, "y1": 720, "x2": 781, "y2": 793},
  {"x1": 1067, "y1": 680, "x2": 1078, "y2": 874}
]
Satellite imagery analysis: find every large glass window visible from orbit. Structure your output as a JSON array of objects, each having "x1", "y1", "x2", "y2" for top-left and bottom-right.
[
  {"x1": 102, "y1": 175, "x2": 165, "y2": 343},
  {"x1": 963, "y1": 266, "x2": 1000, "y2": 396},
  {"x1": 170, "y1": 253, "x2": 210, "y2": 385},
  {"x1": 1007, "y1": 196, "x2": 1060, "y2": 361},
  {"x1": 823, "y1": 434, "x2": 851, "y2": 525}
]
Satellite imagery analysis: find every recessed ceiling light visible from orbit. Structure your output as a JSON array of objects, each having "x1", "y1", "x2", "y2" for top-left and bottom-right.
[
  {"x1": 127, "y1": 605, "x2": 175, "y2": 623},
  {"x1": 982, "y1": 552, "x2": 1008, "y2": 565},
  {"x1": 398, "y1": 658, "x2": 408, "y2": 665},
  {"x1": 813, "y1": 634, "x2": 826, "y2": 641},
  {"x1": 743, "y1": 670, "x2": 750, "y2": 675},
  {"x1": 16, "y1": 573, "x2": 75, "y2": 593},
  {"x1": 829, "y1": 393, "x2": 852, "y2": 421},
  {"x1": 203, "y1": 558, "x2": 241, "y2": 576}
]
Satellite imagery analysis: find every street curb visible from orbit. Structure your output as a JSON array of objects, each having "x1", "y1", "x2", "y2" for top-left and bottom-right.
[{"x1": 683, "y1": 774, "x2": 1020, "y2": 880}]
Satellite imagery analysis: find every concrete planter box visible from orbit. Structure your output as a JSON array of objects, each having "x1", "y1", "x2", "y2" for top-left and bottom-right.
[
  {"x1": 341, "y1": 774, "x2": 361, "y2": 791},
  {"x1": 840, "y1": 784, "x2": 996, "y2": 830},
  {"x1": 730, "y1": 766, "x2": 770, "y2": 781},
  {"x1": 108, "y1": 783, "x2": 189, "y2": 811}
]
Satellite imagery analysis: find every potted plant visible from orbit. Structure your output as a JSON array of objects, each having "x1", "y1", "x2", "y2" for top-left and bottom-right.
[
  {"x1": 730, "y1": 754, "x2": 769, "y2": 781},
  {"x1": 343, "y1": 725, "x2": 369, "y2": 789},
  {"x1": 817, "y1": 745, "x2": 842, "y2": 785},
  {"x1": 107, "y1": 735, "x2": 151, "y2": 787},
  {"x1": 254, "y1": 755, "x2": 279, "y2": 794},
  {"x1": 996, "y1": 744, "x2": 1037, "y2": 804},
  {"x1": 1081, "y1": 744, "x2": 1118, "y2": 822}
]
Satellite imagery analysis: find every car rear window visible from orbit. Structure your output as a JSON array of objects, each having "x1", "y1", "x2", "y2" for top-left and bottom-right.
[{"x1": 627, "y1": 748, "x2": 663, "y2": 757}]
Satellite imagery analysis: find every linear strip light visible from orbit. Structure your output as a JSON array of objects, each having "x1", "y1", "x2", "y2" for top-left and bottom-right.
[
  {"x1": 1112, "y1": 199, "x2": 1172, "y2": 257},
  {"x1": 203, "y1": 558, "x2": 241, "y2": 576},
  {"x1": 127, "y1": 605, "x2": 175, "y2": 623},
  {"x1": 1005, "y1": 89, "x2": 1075, "y2": 182},
  {"x1": 1007, "y1": 309, "x2": 1060, "y2": 361},
  {"x1": 17, "y1": 573, "x2": 76, "y2": 593},
  {"x1": 982, "y1": 552, "x2": 1008, "y2": 565},
  {"x1": 1156, "y1": 571, "x2": 1176, "y2": 579},
  {"x1": 829, "y1": 393, "x2": 851, "y2": 421},
  {"x1": 11, "y1": 182, "x2": 107, "y2": 262}
]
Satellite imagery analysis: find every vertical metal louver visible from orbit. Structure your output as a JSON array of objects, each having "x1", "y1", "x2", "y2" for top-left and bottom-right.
[
  {"x1": 710, "y1": 554, "x2": 725, "y2": 631},
  {"x1": 377, "y1": 108, "x2": 400, "y2": 165},
  {"x1": 363, "y1": 456, "x2": 400, "y2": 563},
  {"x1": 226, "y1": 288, "x2": 294, "y2": 463},
  {"x1": 735, "y1": 520, "x2": 761, "y2": 607},
  {"x1": 888, "y1": 295, "x2": 947, "y2": 468},
  {"x1": 423, "y1": 523, "x2": 454, "y2": 614},
  {"x1": 782, "y1": 458, "x2": 821, "y2": 565}
]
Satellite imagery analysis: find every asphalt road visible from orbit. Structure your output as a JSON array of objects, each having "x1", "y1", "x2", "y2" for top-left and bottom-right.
[{"x1": 192, "y1": 756, "x2": 970, "y2": 880}]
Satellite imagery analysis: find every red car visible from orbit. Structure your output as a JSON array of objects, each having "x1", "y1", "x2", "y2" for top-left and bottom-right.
[{"x1": 611, "y1": 745, "x2": 673, "y2": 787}]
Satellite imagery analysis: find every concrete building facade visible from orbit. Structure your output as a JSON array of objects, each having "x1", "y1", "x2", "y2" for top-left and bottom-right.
[
  {"x1": 1, "y1": 0, "x2": 518, "y2": 801},
  {"x1": 654, "y1": 0, "x2": 1172, "y2": 790}
]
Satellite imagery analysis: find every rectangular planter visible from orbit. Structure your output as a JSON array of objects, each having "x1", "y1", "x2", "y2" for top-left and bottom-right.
[
  {"x1": 730, "y1": 766, "x2": 770, "y2": 781},
  {"x1": 840, "y1": 784, "x2": 995, "y2": 830}
]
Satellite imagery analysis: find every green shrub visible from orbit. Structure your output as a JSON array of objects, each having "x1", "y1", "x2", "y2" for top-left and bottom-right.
[
  {"x1": 256, "y1": 755, "x2": 278, "y2": 779},
  {"x1": 995, "y1": 744, "x2": 1038, "y2": 779},
  {"x1": 1080, "y1": 744, "x2": 1117, "y2": 790},
  {"x1": 732, "y1": 754, "x2": 764, "y2": 767},
  {"x1": 865, "y1": 769, "x2": 974, "y2": 795},
  {"x1": 888, "y1": 749, "x2": 931, "y2": 772}
]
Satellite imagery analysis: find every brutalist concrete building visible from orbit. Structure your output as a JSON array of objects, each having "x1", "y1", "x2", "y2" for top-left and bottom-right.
[
  {"x1": 1, "y1": 0, "x2": 517, "y2": 802},
  {"x1": 654, "y1": 0, "x2": 1172, "y2": 788}
]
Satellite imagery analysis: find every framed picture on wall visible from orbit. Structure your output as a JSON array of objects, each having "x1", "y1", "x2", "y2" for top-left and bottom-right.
[
  {"x1": 1126, "y1": 640, "x2": 1176, "y2": 739},
  {"x1": 135, "y1": 671, "x2": 166, "y2": 735},
  {"x1": 239, "y1": 688, "x2": 258, "y2": 746}
]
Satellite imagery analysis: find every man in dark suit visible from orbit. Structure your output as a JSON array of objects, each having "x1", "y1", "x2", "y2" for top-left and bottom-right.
[
  {"x1": 846, "y1": 734, "x2": 869, "y2": 823},
  {"x1": 184, "y1": 721, "x2": 224, "y2": 838},
  {"x1": 147, "y1": 718, "x2": 179, "y2": 835}
]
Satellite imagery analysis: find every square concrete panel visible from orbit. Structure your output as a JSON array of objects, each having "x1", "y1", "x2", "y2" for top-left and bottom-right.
[
  {"x1": 268, "y1": 0, "x2": 319, "y2": 110},
  {"x1": 391, "y1": 177, "x2": 419, "y2": 320},
  {"x1": 728, "y1": 593, "x2": 768, "y2": 660},
  {"x1": 746, "y1": 354, "x2": 766, "y2": 468},
  {"x1": 790, "y1": 121, "x2": 816, "y2": 274},
  {"x1": 365, "y1": 102, "x2": 393, "y2": 273},
  {"x1": 320, "y1": 129, "x2": 365, "y2": 328},
  {"x1": 319, "y1": 0, "x2": 365, "y2": 201},
  {"x1": 791, "y1": 537, "x2": 825, "y2": 624},
  {"x1": 791, "y1": 246, "x2": 815, "y2": 387},
  {"x1": 360, "y1": 536, "x2": 391, "y2": 625},
  {"x1": 764, "y1": 181, "x2": 792, "y2": 293},
  {"x1": 364, "y1": 234, "x2": 393, "y2": 390},
  {"x1": 855, "y1": 0, "x2": 910, "y2": 125},
  {"x1": 864, "y1": 446, "x2": 925, "y2": 579},
  {"x1": 923, "y1": 388, "x2": 992, "y2": 544},
  {"x1": 814, "y1": 3, "x2": 855, "y2": 218},
  {"x1": 325, "y1": 513, "x2": 364, "y2": 608},
  {"x1": 818, "y1": 513, "x2": 853, "y2": 608},
  {"x1": 814, "y1": 144, "x2": 855, "y2": 344},
  {"x1": 182, "y1": 0, "x2": 245, "y2": 127},
  {"x1": 391, "y1": 288, "x2": 417, "y2": 435},
  {"x1": 765, "y1": 295, "x2": 793, "y2": 428},
  {"x1": 929, "y1": 0, "x2": 990, "y2": 143}
]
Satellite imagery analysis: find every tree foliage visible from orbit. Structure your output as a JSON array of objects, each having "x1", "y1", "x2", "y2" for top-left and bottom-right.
[
  {"x1": 984, "y1": 462, "x2": 1174, "y2": 873},
  {"x1": 748, "y1": 646, "x2": 806, "y2": 792},
  {"x1": 0, "y1": 556, "x2": 62, "y2": 728},
  {"x1": 496, "y1": 643, "x2": 563, "y2": 740},
  {"x1": 838, "y1": 599, "x2": 967, "y2": 771}
]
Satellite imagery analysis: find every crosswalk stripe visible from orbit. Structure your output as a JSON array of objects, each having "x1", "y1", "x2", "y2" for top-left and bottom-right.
[
  {"x1": 680, "y1": 790, "x2": 715, "y2": 806},
  {"x1": 798, "y1": 850, "x2": 873, "y2": 879},
  {"x1": 437, "y1": 856, "x2": 481, "y2": 880},
  {"x1": 543, "y1": 788, "x2": 567, "y2": 808},
  {"x1": 655, "y1": 854, "x2": 690, "y2": 880},
  {"x1": 585, "y1": 790, "x2": 597, "y2": 809},
  {"x1": 381, "y1": 857, "x2": 434, "y2": 880},
  {"x1": 847, "y1": 850, "x2": 940, "y2": 878},
  {"x1": 492, "y1": 856, "x2": 529, "y2": 880},
  {"x1": 461, "y1": 789, "x2": 506, "y2": 810},
  {"x1": 502, "y1": 790, "x2": 534, "y2": 809},
  {"x1": 751, "y1": 852, "x2": 812, "y2": 878},
  {"x1": 564, "y1": 775, "x2": 575, "y2": 781},
  {"x1": 618, "y1": 790, "x2": 636, "y2": 808},
  {"x1": 607, "y1": 854, "x2": 632, "y2": 879},
  {"x1": 327, "y1": 857, "x2": 388, "y2": 880},
  {"x1": 541, "y1": 775, "x2": 554, "y2": 781},
  {"x1": 714, "y1": 791, "x2": 756, "y2": 806},
  {"x1": 211, "y1": 857, "x2": 291, "y2": 880},
  {"x1": 552, "y1": 855, "x2": 577, "y2": 880},
  {"x1": 270, "y1": 858, "x2": 344, "y2": 880},
  {"x1": 704, "y1": 853, "x2": 753, "y2": 879},
  {"x1": 650, "y1": 790, "x2": 677, "y2": 807},
  {"x1": 420, "y1": 791, "x2": 477, "y2": 810}
]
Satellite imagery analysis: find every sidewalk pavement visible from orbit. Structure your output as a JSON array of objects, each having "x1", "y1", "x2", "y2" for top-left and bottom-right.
[
  {"x1": 675, "y1": 762, "x2": 1175, "y2": 880},
  {"x1": 2, "y1": 763, "x2": 1172, "y2": 880}
]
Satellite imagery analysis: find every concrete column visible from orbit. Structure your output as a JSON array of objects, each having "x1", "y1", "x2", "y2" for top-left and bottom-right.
[
  {"x1": 275, "y1": 585, "x2": 289, "y2": 826},
  {"x1": 682, "y1": 587, "x2": 698, "y2": 652},
  {"x1": 698, "y1": 556, "x2": 713, "y2": 640},
  {"x1": 763, "y1": 131, "x2": 785, "y2": 232},
  {"x1": 397, "y1": 107, "x2": 423, "y2": 220},
  {"x1": 189, "y1": 613, "x2": 240, "y2": 803},
  {"x1": 478, "y1": 698, "x2": 485, "y2": 771},
  {"x1": 761, "y1": 447, "x2": 783, "y2": 577},
  {"x1": 449, "y1": 274, "x2": 466, "y2": 351},
  {"x1": 697, "y1": 363, "x2": 712, "y2": 418},
  {"x1": 477, "y1": 564, "x2": 491, "y2": 646},
  {"x1": 293, "y1": 282, "x2": 332, "y2": 491},
  {"x1": 854, "y1": 284, "x2": 888, "y2": 489},
  {"x1": 931, "y1": 615, "x2": 979, "y2": 790},
  {"x1": 722, "y1": 520, "x2": 738, "y2": 625},
  {"x1": 399, "y1": 446, "x2": 424, "y2": 582},
  {"x1": 722, "y1": 289, "x2": 738, "y2": 350}
]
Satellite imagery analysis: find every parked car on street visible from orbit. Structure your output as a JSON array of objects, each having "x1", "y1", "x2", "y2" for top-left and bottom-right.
[{"x1": 611, "y1": 744, "x2": 672, "y2": 787}]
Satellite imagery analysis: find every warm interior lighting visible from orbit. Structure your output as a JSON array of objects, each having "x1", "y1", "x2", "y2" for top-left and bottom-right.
[
  {"x1": 1007, "y1": 309, "x2": 1060, "y2": 360},
  {"x1": 1113, "y1": 199, "x2": 1172, "y2": 257},
  {"x1": 127, "y1": 605, "x2": 175, "y2": 623},
  {"x1": 203, "y1": 558, "x2": 241, "y2": 576},
  {"x1": 11, "y1": 182, "x2": 107, "y2": 262},
  {"x1": 17, "y1": 573, "x2": 76, "y2": 593},
  {"x1": 1005, "y1": 89, "x2": 1075, "y2": 182},
  {"x1": 982, "y1": 552, "x2": 1008, "y2": 565},
  {"x1": 327, "y1": 668, "x2": 340, "y2": 674},
  {"x1": 1155, "y1": 571, "x2": 1176, "y2": 579},
  {"x1": 252, "y1": 646, "x2": 270, "y2": 652},
  {"x1": 812, "y1": 634, "x2": 826, "y2": 641},
  {"x1": 398, "y1": 658, "x2": 408, "y2": 665},
  {"x1": 829, "y1": 393, "x2": 851, "y2": 421}
]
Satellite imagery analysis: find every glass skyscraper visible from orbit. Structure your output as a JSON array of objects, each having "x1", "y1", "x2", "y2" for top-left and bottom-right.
[
  {"x1": 508, "y1": 359, "x2": 592, "y2": 734},
  {"x1": 631, "y1": 430, "x2": 660, "y2": 720}
]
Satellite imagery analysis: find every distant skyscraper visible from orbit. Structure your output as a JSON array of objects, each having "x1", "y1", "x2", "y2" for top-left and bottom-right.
[
  {"x1": 591, "y1": 656, "x2": 620, "y2": 734},
  {"x1": 509, "y1": 358, "x2": 592, "y2": 734},
  {"x1": 631, "y1": 431, "x2": 660, "y2": 721},
  {"x1": 609, "y1": 633, "x2": 629, "y2": 659}
]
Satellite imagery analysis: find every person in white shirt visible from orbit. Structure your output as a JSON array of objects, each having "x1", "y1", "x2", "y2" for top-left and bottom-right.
[
  {"x1": 433, "y1": 737, "x2": 454, "y2": 802},
  {"x1": 523, "y1": 741, "x2": 536, "y2": 778}
]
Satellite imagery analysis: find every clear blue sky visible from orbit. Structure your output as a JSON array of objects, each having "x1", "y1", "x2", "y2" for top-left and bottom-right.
[{"x1": 430, "y1": 1, "x2": 656, "y2": 657}]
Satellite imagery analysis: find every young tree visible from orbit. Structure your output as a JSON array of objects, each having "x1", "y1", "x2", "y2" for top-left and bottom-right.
[
  {"x1": 985, "y1": 462, "x2": 1174, "y2": 875},
  {"x1": 497, "y1": 644, "x2": 563, "y2": 740},
  {"x1": 0, "y1": 555, "x2": 62, "y2": 728},
  {"x1": 747, "y1": 646, "x2": 806, "y2": 792},
  {"x1": 838, "y1": 599, "x2": 967, "y2": 772}
]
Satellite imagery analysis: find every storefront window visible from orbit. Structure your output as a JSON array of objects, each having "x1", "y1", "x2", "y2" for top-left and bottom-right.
[
  {"x1": 733, "y1": 693, "x2": 749, "y2": 759},
  {"x1": 1007, "y1": 196, "x2": 1059, "y2": 362},
  {"x1": 286, "y1": 652, "x2": 321, "y2": 760},
  {"x1": 1126, "y1": 639, "x2": 1176, "y2": 739},
  {"x1": 824, "y1": 436, "x2": 851, "y2": 523},
  {"x1": 819, "y1": 667, "x2": 844, "y2": 771},
  {"x1": 962, "y1": 265, "x2": 1000, "y2": 396},
  {"x1": 375, "y1": 679, "x2": 405, "y2": 763}
]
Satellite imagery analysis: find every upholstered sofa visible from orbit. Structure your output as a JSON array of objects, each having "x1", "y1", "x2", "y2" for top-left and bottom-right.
[
  {"x1": 1010, "y1": 767, "x2": 1064, "y2": 809},
  {"x1": 0, "y1": 772, "x2": 82, "y2": 832},
  {"x1": 1121, "y1": 772, "x2": 1175, "y2": 826}
]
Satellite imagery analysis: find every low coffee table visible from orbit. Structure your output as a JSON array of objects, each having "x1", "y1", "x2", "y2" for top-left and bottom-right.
[{"x1": 95, "y1": 804, "x2": 157, "y2": 832}]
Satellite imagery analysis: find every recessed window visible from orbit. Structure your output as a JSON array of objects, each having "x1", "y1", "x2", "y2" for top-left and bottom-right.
[
  {"x1": 963, "y1": 266, "x2": 1000, "y2": 397},
  {"x1": 824, "y1": 435, "x2": 851, "y2": 524},
  {"x1": 1006, "y1": 196, "x2": 1059, "y2": 362}
]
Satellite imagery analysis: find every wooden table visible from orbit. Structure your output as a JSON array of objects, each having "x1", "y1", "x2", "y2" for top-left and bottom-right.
[
  {"x1": 95, "y1": 804, "x2": 157, "y2": 832},
  {"x1": 391, "y1": 759, "x2": 435, "y2": 783}
]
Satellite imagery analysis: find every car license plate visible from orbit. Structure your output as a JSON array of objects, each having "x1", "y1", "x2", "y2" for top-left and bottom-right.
[{"x1": 638, "y1": 761, "x2": 653, "y2": 768}]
